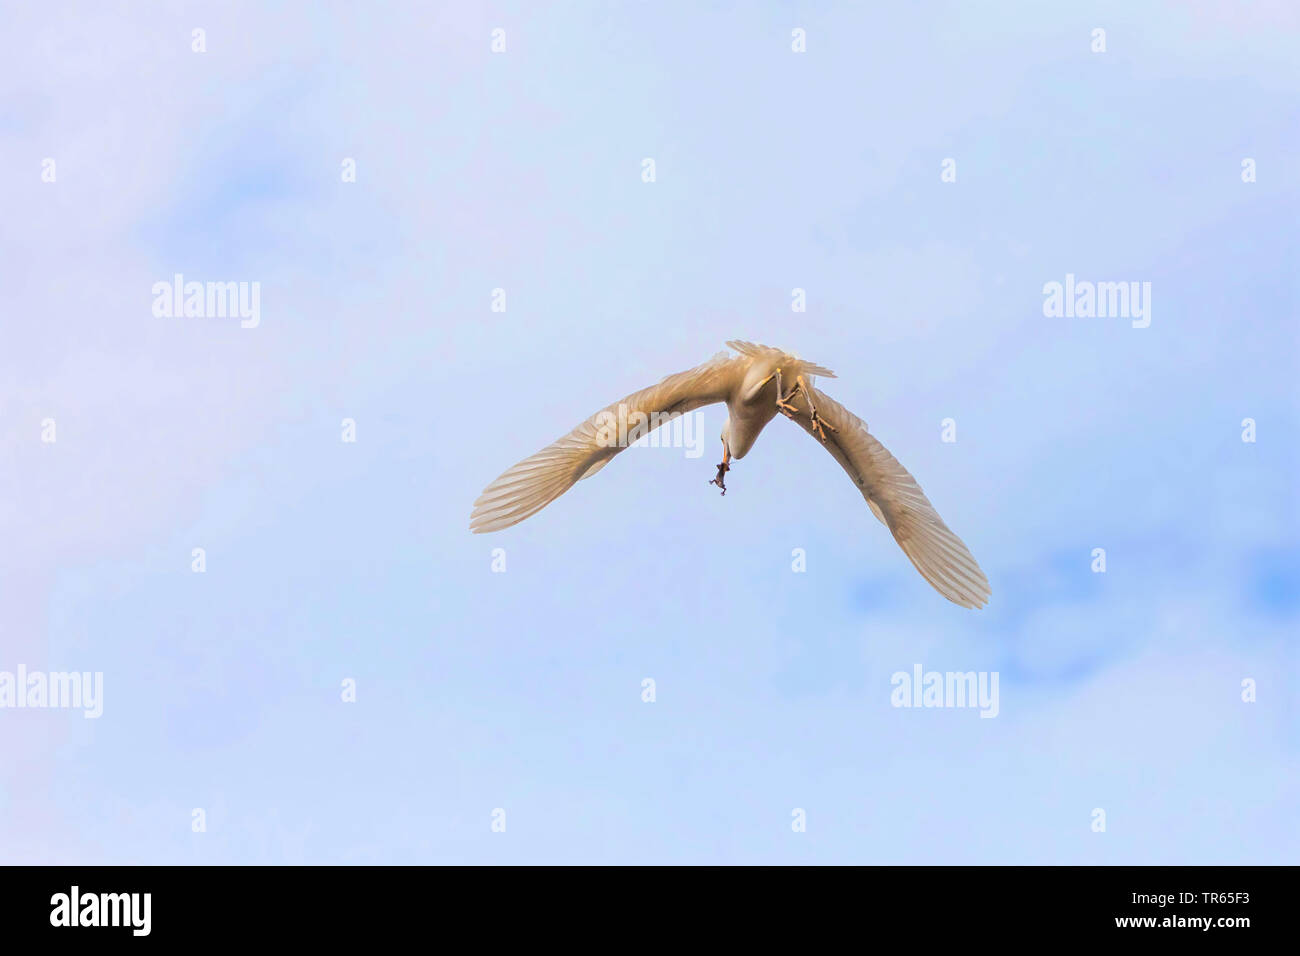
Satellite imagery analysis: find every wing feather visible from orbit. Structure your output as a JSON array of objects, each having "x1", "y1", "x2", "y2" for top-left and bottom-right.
[
  {"x1": 784, "y1": 387, "x2": 991, "y2": 609},
  {"x1": 469, "y1": 353, "x2": 744, "y2": 533}
]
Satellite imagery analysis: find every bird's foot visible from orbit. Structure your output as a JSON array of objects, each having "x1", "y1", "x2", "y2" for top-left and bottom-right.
[
  {"x1": 709, "y1": 460, "x2": 730, "y2": 495},
  {"x1": 775, "y1": 377, "x2": 803, "y2": 419},
  {"x1": 809, "y1": 409, "x2": 837, "y2": 442}
]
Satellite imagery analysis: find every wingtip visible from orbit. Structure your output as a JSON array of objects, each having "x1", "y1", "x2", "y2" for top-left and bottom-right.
[{"x1": 965, "y1": 583, "x2": 992, "y2": 610}]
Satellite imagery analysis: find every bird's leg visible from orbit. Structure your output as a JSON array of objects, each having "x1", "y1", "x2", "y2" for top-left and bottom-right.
[
  {"x1": 775, "y1": 369, "x2": 801, "y2": 418},
  {"x1": 755, "y1": 366, "x2": 806, "y2": 420},
  {"x1": 797, "y1": 375, "x2": 837, "y2": 441},
  {"x1": 709, "y1": 442, "x2": 731, "y2": 495}
]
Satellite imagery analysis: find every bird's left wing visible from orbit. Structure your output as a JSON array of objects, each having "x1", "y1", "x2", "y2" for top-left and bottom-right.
[
  {"x1": 784, "y1": 385, "x2": 991, "y2": 608},
  {"x1": 470, "y1": 352, "x2": 746, "y2": 533}
]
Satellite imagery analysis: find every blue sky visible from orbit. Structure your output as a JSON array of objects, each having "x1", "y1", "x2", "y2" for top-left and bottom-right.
[{"x1": 1, "y1": 1, "x2": 1296, "y2": 863}]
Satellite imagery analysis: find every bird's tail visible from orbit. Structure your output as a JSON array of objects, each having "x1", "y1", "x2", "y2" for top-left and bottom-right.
[{"x1": 725, "y1": 339, "x2": 836, "y2": 379}]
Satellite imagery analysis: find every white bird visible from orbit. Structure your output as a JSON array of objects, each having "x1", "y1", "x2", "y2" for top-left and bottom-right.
[{"x1": 470, "y1": 340, "x2": 990, "y2": 608}]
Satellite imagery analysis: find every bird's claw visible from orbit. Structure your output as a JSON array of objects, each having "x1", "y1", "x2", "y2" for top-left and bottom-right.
[{"x1": 809, "y1": 409, "x2": 837, "y2": 442}]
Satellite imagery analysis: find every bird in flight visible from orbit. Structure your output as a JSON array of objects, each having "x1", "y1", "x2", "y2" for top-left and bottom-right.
[{"x1": 470, "y1": 340, "x2": 990, "y2": 608}]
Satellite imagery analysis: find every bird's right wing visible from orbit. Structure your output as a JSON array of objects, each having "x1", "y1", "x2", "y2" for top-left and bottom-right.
[
  {"x1": 470, "y1": 352, "x2": 746, "y2": 533},
  {"x1": 786, "y1": 386, "x2": 991, "y2": 609}
]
